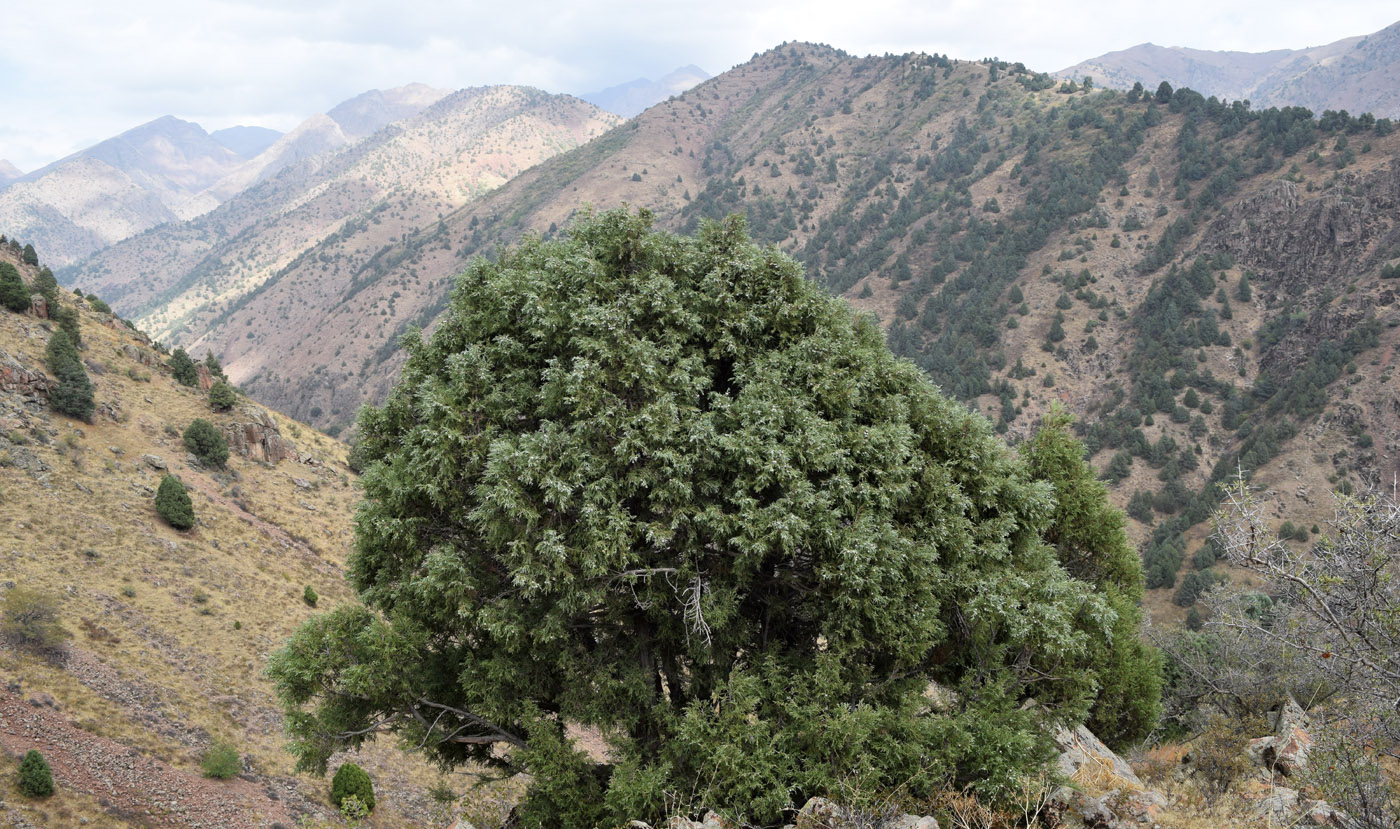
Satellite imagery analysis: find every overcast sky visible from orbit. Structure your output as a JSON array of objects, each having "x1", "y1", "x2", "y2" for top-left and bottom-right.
[{"x1": 3, "y1": 0, "x2": 1397, "y2": 172}]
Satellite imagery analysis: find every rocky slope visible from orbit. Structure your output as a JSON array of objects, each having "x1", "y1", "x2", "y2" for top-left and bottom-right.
[
  {"x1": 0, "y1": 244, "x2": 492, "y2": 826},
  {"x1": 65, "y1": 86, "x2": 621, "y2": 350},
  {"x1": 1058, "y1": 18, "x2": 1400, "y2": 117}
]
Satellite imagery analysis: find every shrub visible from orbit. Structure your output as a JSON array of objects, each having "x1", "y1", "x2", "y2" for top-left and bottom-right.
[
  {"x1": 1191, "y1": 715, "x2": 1254, "y2": 799},
  {"x1": 201, "y1": 741, "x2": 241, "y2": 779},
  {"x1": 303, "y1": 585, "x2": 318, "y2": 607},
  {"x1": 18, "y1": 749, "x2": 54, "y2": 797},
  {"x1": 208, "y1": 381, "x2": 237, "y2": 411},
  {"x1": 0, "y1": 585, "x2": 68, "y2": 654},
  {"x1": 183, "y1": 418, "x2": 229, "y2": 467},
  {"x1": 330, "y1": 763, "x2": 375, "y2": 813},
  {"x1": 155, "y1": 474, "x2": 195, "y2": 530}
]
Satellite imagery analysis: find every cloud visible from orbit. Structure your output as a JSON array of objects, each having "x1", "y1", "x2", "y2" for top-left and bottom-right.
[{"x1": 2, "y1": 0, "x2": 1395, "y2": 171}]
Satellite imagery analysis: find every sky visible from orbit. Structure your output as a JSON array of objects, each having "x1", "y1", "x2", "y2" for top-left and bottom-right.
[{"x1": 2, "y1": 0, "x2": 1397, "y2": 172}]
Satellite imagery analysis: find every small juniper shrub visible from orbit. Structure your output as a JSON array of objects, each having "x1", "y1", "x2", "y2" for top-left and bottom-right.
[
  {"x1": 330, "y1": 763, "x2": 375, "y2": 813},
  {"x1": 201, "y1": 741, "x2": 241, "y2": 779},
  {"x1": 18, "y1": 749, "x2": 54, "y2": 797}
]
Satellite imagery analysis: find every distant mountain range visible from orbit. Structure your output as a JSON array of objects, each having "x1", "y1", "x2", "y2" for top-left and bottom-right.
[
  {"x1": 0, "y1": 159, "x2": 21, "y2": 185},
  {"x1": 0, "y1": 85, "x2": 450, "y2": 267},
  {"x1": 210, "y1": 125, "x2": 283, "y2": 157},
  {"x1": 1058, "y1": 19, "x2": 1400, "y2": 116},
  {"x1": 66, "y1": 86, "x2": 621, "y2": 365},
  {"x1": 582, "y1": 65, "x2": 710, "y2": 117}
]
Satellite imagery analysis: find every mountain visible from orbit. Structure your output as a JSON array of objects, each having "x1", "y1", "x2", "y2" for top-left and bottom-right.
[
  {"x1": 582, "y1": 64, "x2": 710, "y2": 117},
  {"x1": 0, "y1": 159, "x2": 21, "y2": 185},
  {"x1": 0, "y1": 243, "x2": 462, "y2": 826},
  {"x1": 64, "y1": 85, "x2": 621, "y2": 359},
  {"x1": 0, "y1": 86, "x2": 451, "y2": 269},
  {"x1": 126, "y1": 44, "x2": 1400, "y2": 625},
  {"x1": 1058, "y1": 19, "x2": 1400, "y2": 117},
  {"x1": 0, "y1": 117, "x2": 245, "y2": 266},
  {"x1": 210, "y1": 125, "x2": 283, "y2": 157},
  {"x1": 192, "y1": 84, "x2": 452, "y2": 205}
]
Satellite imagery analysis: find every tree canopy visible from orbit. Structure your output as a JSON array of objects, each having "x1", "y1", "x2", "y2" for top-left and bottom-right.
[{"x1": 269, "y1": 209, "x2": 1155, "y2": 826}]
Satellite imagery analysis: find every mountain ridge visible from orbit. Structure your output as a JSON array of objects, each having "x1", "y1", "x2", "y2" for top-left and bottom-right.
[{"x1": 1058, "y1": 19, "x2": 1400, "y2": 117}]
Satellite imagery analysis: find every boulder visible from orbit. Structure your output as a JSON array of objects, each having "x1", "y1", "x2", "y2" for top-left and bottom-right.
[
  {"x1": 1248, "y1": 697, "x2": 1312, "y2": 776},
  {"x1": 1051, "y1": 720, "x2": 1144, "y2": 789},
  {"x1": 196, "y1": 363, "x2": 213, "y2": 391},
  {"x1": 29, "y1": 294, "x2": 46, "y2": 319},
  {"x1": 142, "y1": 454, "x2": 167, "y2": 470}
]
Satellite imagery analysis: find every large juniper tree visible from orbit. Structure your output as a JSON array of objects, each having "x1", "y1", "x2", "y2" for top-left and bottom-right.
[{"x1": 269, "y1": 209, "x2": 1157, "y2": 826}]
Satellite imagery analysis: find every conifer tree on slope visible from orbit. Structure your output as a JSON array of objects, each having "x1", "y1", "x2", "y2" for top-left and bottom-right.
[{"x1": 269, "y1": 209, "x2": 1158, "y2": 826}]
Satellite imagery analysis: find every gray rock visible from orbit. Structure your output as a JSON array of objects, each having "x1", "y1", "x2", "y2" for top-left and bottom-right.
[{"x1": 142, "y1": 454, "x2": 167, "y2": 470}]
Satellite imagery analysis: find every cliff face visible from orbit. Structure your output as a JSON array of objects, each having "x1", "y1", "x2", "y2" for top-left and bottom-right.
[{"x1": 1204, "y1": 161, "x2": 1400, "y2": 296}]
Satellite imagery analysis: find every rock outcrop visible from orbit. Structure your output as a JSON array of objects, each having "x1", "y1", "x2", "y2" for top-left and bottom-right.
[
  {"x1": 0, "y1": 350, "x2": 52, "y2": 404},
  {"x1": 1248, "y1": 697, "x2": 1313, "y2": 776},
  {"x1": 220, "y1": 406, "x2": 297, "y2": 464}
]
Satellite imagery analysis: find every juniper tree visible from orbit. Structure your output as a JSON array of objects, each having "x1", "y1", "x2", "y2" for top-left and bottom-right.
[
  {"x1": 268, "y1": 209, "x2": 1156, "y2": 826},
  {"x1": 155, "y1": 474, "x2": 195, "y2": 530},
  {"x1": 183, "y1": 418, "x2": 229, "y2": 467},
  {"x1": 0, "y1": 261, "x2": 29, "y2": 312},
  {"x1": 168, "y1": 347, "x2": 199, "y2": 387},
  {"x1": 44, "y1": 329, "x2": 95, "y2": 421}
]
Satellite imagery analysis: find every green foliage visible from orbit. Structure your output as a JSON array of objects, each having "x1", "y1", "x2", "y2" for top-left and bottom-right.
[
  {"x1": 330, "y1": 763, "x2": 375, "y2": 813},
  {"x1": 303, "y1": 585, "x2": 318, "y2": 607},
  {"x1": 204, "y1": 351, "x2": 228, "y2": 382},
  {"x1": 208, "y1": 380, "x2": 237, "y2": 411},
  {"x1": 268, "y1": 210, "x2": 1141, "y2": 824},
  {"x1": 50, "y1": 303, "x2": 80, "y2": 345},
  {"x1": 0, "y1": 261, "x2": 29, "y2": 312},
  {"x1": 155, "y1": 474, "x2": 195, "y2": 530},
  {"x1": 21, "y1": 243, "x2": 38, "y2": 266},
  {"x1": 183, "y1": 418, "x2": 229, "y2": 467},
  {"x1": 1, "y1": 585, "x2": 68, "y2": 654},
  {"x1": 201, "y1": 742, "x2": 241, "y2": 779},
  {"x1": 168, "y1": 347, "x2": 199, "y2": 387},
  {"x1": 18, "y1": 750, "x2": 54, "y2": 798},
  {"x1": 1021, "y1": 411, "x2": 1162, "y2": 746},
  {"x1": 32, "y1": 268, "x2": 58, "y2": 305},
  {"x1": 85, "y1": 293, "x2": 111, "y2": 314},
  {"x1": 44, "y1": 329, "x2": 95, "y2": 421}
]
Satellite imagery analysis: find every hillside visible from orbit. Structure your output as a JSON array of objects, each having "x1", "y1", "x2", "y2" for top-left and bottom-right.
[
  {"x1": 124, "y1": 43, "x2": 1400, "y2": 622},
  {"x1": 0, "y1": 245, "x2": 493, "y2": 826},
  {"x1": 1058, "y1": 18, "x2": 1400, "y2": 117},
  {"x1": 66, "y1": 86, "x2": 622, "y2": 349}
]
